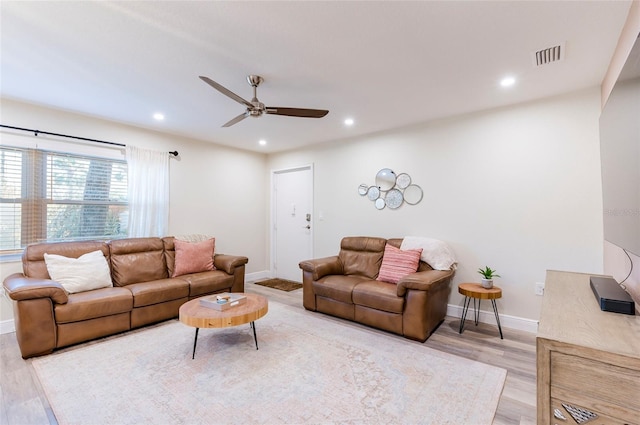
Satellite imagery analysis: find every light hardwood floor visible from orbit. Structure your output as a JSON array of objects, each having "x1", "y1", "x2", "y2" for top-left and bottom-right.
[{"x1": 0, "y1": 283, "x2": 537, "y2": 425}]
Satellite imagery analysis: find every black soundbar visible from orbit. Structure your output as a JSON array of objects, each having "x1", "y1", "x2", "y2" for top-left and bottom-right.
[{"x1": 590, "y1": 276, "x2": 635, "y2": 315}]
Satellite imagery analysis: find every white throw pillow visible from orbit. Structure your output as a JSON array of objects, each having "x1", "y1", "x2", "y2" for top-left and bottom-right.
[
  {"x1": 44, "y1": 250, "x2": 113, "y2": 294},
  {"x1": 400, "y1": 236, "x2": 457, "y2": 271},
  {"x1": 174, "y1": 234, "x2": 212, "y2": 243}
]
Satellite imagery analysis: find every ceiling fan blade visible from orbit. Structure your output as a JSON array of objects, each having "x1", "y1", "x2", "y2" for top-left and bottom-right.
[
  {"x1": 222, "y1": 111, "x2": 250, "y2": 127},
  {"x1": 199, "y1": 76, "x2": 253, "y2": 108},
  {"x1": 265, "y1": 107, "x2": 329, "y2": 118}
]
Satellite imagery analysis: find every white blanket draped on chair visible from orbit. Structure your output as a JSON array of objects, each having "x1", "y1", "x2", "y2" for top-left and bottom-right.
[{"x1": 400, "y1": 236, "x2": 457, "y2": 270}]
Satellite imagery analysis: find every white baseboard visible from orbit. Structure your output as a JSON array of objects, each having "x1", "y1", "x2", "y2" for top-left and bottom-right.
[
  {"x1": 246, "y1": 271, "x2": 270, "y2": 283},
  {"x1": 1, "y1": 319, "x2": 15, "y2": 335},
  {"x1": 447, "y1": 304, "x2": 538, "y2": 334}
]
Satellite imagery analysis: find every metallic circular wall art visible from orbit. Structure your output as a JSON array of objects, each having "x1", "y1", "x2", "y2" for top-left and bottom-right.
[
  {"x1": 385, "y1": 189, "x2": 403, "y2": 209},
  {"x1": 367, "y1": 186, "x2": 380, "y2": 201},
  {"x1": 396, "y1": 173, "x2": 411, "y2": 189},
  {"x1": 375, "y1": 168, "x2": 397, "y2": 191},
  {"x1": 359, "y1": 169, "x2": 422, "y2": 210},
  {"x1": 403, "y1": 184, "x2": 423, "y2": 205}
]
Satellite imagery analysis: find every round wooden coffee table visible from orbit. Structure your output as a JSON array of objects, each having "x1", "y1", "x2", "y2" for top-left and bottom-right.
[
  {"x1": 458, "y1": 283, "x2": 503, "y2": 339},
  {"x1": 179, "y1": 293, "x2": 268, "y2": 359}
]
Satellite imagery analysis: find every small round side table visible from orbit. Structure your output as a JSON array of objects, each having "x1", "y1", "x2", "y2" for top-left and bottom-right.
[{"x1": 458, "y1": 283, "x2": 503, "y2": 339}]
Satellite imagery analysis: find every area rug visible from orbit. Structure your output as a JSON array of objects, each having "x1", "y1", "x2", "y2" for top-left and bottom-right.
[
  {"x1": 32, "y1": 301, "x2": 506, "y2": 425},
  {"x1": 254, "y1": 278, "x2": 303, "y2": 291}
]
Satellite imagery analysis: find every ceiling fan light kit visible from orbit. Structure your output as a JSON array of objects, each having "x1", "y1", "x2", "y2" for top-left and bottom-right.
[{"x1": 199, "y1": 75, "x2": 329, "y2": 127}]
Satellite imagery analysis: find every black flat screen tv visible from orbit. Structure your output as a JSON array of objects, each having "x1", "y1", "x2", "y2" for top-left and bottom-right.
[{"x1": 599, "y1": 33, "x2": 640, "y2": 257}]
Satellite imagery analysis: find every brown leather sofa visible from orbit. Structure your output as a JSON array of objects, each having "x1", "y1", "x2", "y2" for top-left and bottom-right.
[
  {"x1": 3, "y1": 237, "x2": 248, "y2": 358},
  {"x1": 299, "y1": 237, "x2": 454, "y2": 342}
]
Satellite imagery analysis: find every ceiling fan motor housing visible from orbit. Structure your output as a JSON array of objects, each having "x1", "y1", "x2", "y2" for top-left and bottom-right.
[{"x1": 249, "y1": 100, "x2": 265, "y2": 117}]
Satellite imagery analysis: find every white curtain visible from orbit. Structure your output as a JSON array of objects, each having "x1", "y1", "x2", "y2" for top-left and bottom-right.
[{"x1": 126, "y1": 146, "x2": 169, "y2": 237}]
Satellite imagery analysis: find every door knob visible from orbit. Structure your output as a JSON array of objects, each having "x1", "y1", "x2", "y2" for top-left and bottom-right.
[{"x1": 304, "y1": 225, "x2": 310, "y2": 229}]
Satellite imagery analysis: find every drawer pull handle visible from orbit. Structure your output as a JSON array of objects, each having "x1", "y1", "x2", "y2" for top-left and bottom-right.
[{"x1": 553, "y1": 408, "x2": 566, "y2": 421}]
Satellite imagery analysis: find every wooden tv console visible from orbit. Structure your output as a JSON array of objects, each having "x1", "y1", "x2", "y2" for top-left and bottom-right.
[{"x1": 537, "y1": 270, "x2": 640, "y2": 424}]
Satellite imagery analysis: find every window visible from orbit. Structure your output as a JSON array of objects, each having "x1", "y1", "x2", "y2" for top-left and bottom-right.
[{"x1": 0, "y1": 147, "x2": 128, "y2": 253}]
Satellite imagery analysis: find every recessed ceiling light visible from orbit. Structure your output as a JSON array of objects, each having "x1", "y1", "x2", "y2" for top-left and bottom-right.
[
  {"x1": 153, "y1": 113, "x2": 165, "y2": 121},
  {"x1": 500, "y1": 77, "x2": 516, "y2": 87},
  {"x1": 344, "y1": 118, "x2": 354, "y2": 126},
  {"x1": 259, "y1": 139, "x2": 267, "y2": 146}
]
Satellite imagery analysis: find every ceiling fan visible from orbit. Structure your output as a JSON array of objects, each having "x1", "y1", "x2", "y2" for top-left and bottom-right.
[{"x1": 199, "y1": 75, "x2": 329, "y2": 127}]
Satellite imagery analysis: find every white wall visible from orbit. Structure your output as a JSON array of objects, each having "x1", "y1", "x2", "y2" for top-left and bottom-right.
[
  {"x1": 268, "y1": 88, "x2": 604, "y2": 322},
  {"x1": 0, "y1": 98, "x2": 269, "y2": 324}
]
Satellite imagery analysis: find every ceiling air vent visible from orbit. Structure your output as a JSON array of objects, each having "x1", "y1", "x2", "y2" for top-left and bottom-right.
[{"x1": 532, "y1": 42, "x2": 565, "y2": 67}]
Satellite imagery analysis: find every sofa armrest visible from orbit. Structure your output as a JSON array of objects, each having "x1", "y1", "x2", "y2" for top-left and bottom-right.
[
  {"x1": 397, "y1": 269, "x2": 454, "y2": 297},
  {"x1": 214, "y1": 254, "x2": 249, "y2": 275},
  {"x1": 299, "y1": 256, "x2": 344, "y2": 281},
  {"x1": 3, "y1": 273, "x2": 69, "y2": 304}
]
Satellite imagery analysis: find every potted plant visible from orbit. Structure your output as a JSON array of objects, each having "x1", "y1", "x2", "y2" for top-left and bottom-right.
[{"x1": 478, "y1": 266, "x2": 500, "y2": 289}]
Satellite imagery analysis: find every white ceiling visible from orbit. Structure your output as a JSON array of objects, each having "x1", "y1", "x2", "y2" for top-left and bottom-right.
[{"x1": 0, "y1": 1, "x2": 632, "y2": 153}]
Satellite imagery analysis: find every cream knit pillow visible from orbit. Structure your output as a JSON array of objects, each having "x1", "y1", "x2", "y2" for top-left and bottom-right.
[{"x1": 44, "y1": 250, "x2": 113, "y2": 294}]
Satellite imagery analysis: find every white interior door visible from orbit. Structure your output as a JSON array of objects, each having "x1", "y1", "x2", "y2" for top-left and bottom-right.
[{"x1": 272, "y1": 166, "x2": 313, "y2": 282}]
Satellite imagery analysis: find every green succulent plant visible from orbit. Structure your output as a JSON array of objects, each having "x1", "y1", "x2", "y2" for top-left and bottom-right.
[{"x1": 478, "y1": 266, "x2": 500, "y2": 279}]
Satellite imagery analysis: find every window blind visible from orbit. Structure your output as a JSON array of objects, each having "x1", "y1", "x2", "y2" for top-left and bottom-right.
[{"x1": 0, "y1": 147, "x2": 128, "y2": 252}]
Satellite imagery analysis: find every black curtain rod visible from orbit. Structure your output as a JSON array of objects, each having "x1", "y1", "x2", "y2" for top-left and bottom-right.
[{"x1": 0, "y1": 124, "x2": 178, "y2": 156}]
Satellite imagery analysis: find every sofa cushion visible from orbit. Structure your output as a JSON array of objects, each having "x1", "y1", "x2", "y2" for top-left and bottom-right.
[
  {"x1": 338, "y1": 237, "x2": 386, "y2": 279},
  {"x1": 177, "y1": 270, "x2": 234, "y2": 297},
  {"x1": 312, "y1": 275, "x2": 370, "y2": 304},
  {"x1": 126, "y1": 278, "x2": 190, "y2": 307},
  {"x1": 54, "y1": 287, "x2": 133, "y2": 323},
  {"x1": 44, "y1": 250, "x2": 113, "y2": 294},
  {"x1": 110, "y1": 238, "x2": 168, "y2": 286},
  {"x1": 173, "y1": 238, "x2": 215, "y2": 277},
  {"x1": 352, "y1": 280, "x2": 405, "y2": 314},
  {"x1": 377, "y1": 244, "x2": 422, "y2": 284},
  {"x1": 23, "y1": 241, "x2": 110, "y2": 280}
]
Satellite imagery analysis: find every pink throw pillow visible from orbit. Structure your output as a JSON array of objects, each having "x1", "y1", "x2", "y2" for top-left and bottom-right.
[
  {"x1": 172, "y1": 238, "x2": 216, "y2": 277},
  {"x1": 377, "y1": 244, "x2": 422, "y2": 284}
]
